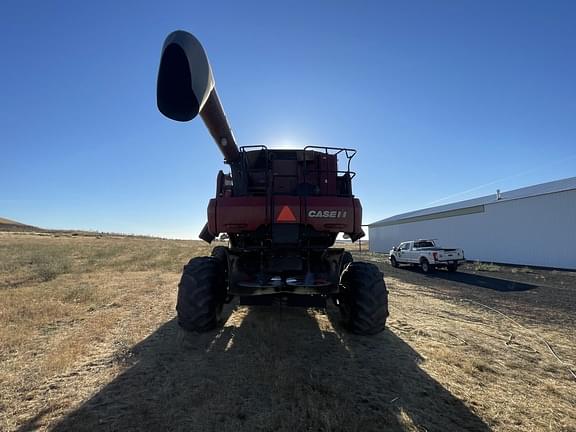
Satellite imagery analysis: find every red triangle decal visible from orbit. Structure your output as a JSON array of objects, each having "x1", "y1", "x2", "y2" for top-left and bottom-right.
[{"x1": 277, "y1": 206, "x2": 297, "y2": 222}]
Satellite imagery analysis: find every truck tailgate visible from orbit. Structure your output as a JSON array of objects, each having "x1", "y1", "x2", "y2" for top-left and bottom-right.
[{"x1": 436, "y1": 249, "x2": 464, "y2": 261}]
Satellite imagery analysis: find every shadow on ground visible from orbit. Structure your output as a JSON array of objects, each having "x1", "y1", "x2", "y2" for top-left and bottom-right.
[
  {"x1": 429, "y1": 271, "x2": 538, "y2": 292},
  {"x1": 400, "y1": 266, "x2": 537, "y2": 292},
  {"x1": 33, "y1": 305, "x2": 489, "y2": 432}
]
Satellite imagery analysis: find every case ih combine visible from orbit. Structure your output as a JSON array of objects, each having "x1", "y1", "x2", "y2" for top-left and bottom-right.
[{"x1": 157, "y1": 31, "x2": 388, "y2": 335}]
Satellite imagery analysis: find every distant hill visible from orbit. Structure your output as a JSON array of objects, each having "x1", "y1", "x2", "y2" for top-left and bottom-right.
[
  {"x1": 0, "y1": 217, "x2": 169, "y2": 240},
  {"x1": 0, "y1": 217, "x2": 22, "y2": 225},
  {"x1": 0, "y1": 217, "x2": 43, "y2": 232}
]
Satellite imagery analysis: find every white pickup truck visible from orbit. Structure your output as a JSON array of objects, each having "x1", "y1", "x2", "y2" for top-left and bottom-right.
[{"x1": 389, "y1": 239, "x2": 465, "y2": 273}]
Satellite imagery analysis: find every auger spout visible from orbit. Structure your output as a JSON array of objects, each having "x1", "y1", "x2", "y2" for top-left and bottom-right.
[{"x1": 157, "y1": 30, "x2": 240, "y2": 163}]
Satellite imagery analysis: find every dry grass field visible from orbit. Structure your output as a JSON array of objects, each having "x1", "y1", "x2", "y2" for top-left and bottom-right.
[{"x1": 1, "y1": 232, "x2": 574, "y2": 431}]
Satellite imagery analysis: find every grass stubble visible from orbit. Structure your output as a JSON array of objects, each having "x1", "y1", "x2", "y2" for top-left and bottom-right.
[{"x1": 0, "y1": 232, "x2": 574, "y2": 431}]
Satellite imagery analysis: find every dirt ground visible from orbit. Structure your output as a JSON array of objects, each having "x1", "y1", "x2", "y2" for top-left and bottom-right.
[{"x1": 1, "y1": 233, "x2": 574, "y2": 431}]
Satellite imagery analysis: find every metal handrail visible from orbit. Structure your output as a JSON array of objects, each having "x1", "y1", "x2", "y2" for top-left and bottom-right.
[{"x1": 303, "y1": 145, "x2": 357, "y2": 173}]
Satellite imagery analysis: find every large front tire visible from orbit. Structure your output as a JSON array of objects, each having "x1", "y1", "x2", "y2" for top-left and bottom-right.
[
  {"x1": 176, "y1": 257, "x2": 226, "y2": 332},
  {"x1": 339, "y1": 262, "x2": 389, "y2": 335}
]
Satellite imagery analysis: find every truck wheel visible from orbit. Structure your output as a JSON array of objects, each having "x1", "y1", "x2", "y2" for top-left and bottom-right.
[
  {"x1": 420, "y1": 258, "x2": 432, "y2": 273},
  {"x1": 339, "y1": 262, "x2": 389, "y2": 335},
  {"x1": 390, "y1": 256, "x2": 399, "y2": 268},
  {"x1": 176, "y1": 257, "x2": 226, "y2": 332},
  {"x1": 447, "y1": 264, "x2": 458, "y2": 272},
  {"x1": 341, "y1": 251, "x2": 353, "y2": 274}
]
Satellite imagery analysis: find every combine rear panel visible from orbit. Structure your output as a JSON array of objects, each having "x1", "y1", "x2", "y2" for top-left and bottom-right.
[
  {"x1": 204, "y1": 146, "x2": 363, "y2": 296},
  {"x1": 207, "y1": 147, "x2": 363, "y2": 244}
]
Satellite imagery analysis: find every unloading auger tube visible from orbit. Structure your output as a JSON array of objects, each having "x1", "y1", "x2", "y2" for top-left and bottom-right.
[{"x1": 157, "y1": 30, "x2": 240, "y2": 164}]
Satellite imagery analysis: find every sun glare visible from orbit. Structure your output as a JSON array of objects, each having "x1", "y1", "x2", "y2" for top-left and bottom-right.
[{"x1": 268, "y1": 138, "x2": 307, "y2": 149}]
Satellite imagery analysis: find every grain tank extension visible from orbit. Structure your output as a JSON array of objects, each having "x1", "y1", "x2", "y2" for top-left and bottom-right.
[{"x1": 157, "y1": 30, "x2": 388, "y2": 334}]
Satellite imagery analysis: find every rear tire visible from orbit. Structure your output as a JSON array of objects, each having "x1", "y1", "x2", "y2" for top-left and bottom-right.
[
  {"x1": 211, "y1": 246, "x2": 228, "y2": 265},
  {"x1": 339, "y1": 262, "x2": 389, "y2": 335},
  {"x1": 176, "y1": 257, "x2": 226, "y2": 332},
  {"x1": 390, "y1": 256, "x2": 399, "y2": 268},
  {"x1": 447, "y1": 264, "x2": 458, "y2": 272},
  {"x1": 420, "y1": 258, "x2": 432, "y2": 273}
]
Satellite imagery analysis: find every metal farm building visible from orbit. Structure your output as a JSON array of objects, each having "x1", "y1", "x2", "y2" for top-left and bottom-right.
[{"x1": 368, "y1": 177, "x2": 576, "y2": 270}]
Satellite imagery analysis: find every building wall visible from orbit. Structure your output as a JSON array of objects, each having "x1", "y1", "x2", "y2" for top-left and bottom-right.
[{"x1": 369, "y1": 189, "x2": 576, "y2": 269}]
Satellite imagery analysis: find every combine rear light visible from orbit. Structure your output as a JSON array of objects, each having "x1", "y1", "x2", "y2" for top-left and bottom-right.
[{"x1": 433, "y1": 252, "x2": 438, "y2": 261}]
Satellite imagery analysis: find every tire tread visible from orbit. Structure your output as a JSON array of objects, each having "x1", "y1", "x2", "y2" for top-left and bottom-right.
[
  {"x1": 340, "y1": 262, "x2": 389, "y2": 335},
  {"x1": 176, "y1": 257, "x2": 225, "y2": 332}
]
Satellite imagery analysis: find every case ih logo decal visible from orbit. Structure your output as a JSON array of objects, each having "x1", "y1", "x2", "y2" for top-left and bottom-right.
[{"x1": 308, "y1": 210, "x2": 347, "y2": 218}]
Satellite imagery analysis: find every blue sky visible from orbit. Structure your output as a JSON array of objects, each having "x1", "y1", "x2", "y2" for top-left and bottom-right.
[{"x1": 1, "y1": 1, "x2": 575, "y2": 238}]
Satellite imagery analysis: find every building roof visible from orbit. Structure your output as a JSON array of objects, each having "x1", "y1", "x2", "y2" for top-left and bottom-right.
[{"x1": 369, "y1": 176, "x2": 576, "y2": 227}]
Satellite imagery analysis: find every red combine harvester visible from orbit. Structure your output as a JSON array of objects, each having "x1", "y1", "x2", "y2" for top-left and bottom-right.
[{"x1": 157, "y1": 31, "x2": 388, "y2": 334}]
